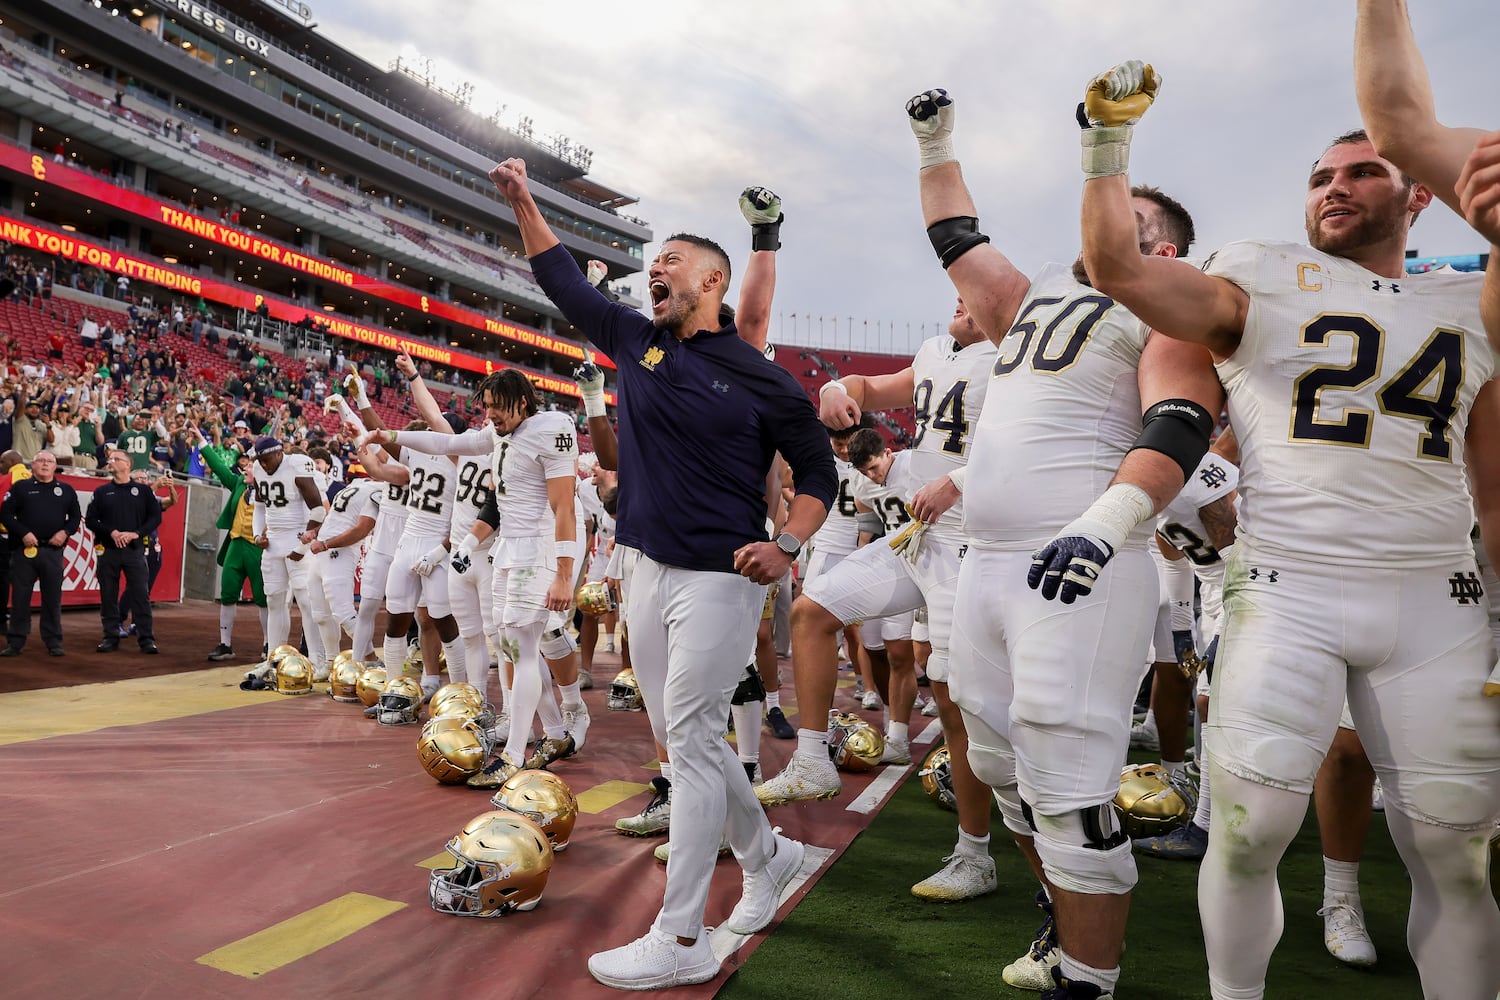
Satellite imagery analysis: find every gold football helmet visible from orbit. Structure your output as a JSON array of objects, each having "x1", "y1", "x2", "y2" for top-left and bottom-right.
[
  {"x1": 269, "y1": 644, "x2": 302, "y2": 669},
  {"x1": 1113, "y1": 763, "x2": 1196, "y2": 839},
  {"x1": 575, "y1": 581, "x2": 617, "y2": 619},
  {"x1": 355, "y1": 665, "x2": 388, "y2": 707},
  {"x1": 430, "y1": 682, "x2": 484, "y2": 718},
  {"x1": 328, "y1": 656, "x2": 363, "y2": 703},
  {"x1": 429, "y1": 810, "x2": 554, "y2": 916},
  {"x1": 418, "y1": 715, "x2": 487, "y2": 784},
  {"x1": 606, "y1": 668, "x2": 644, "y2": 711},
  {"x1": 491, "y1": 770, "x2": 579, "y2": 852},
  {"x1": 377, "y1": 675, "x2": 424, "y2": 725},
  {"x1": 827, "y1": 712, "x2": 884, "y2": 772},
  {"x1": 273, "y1": 652, "x2": 314, "y2": 695},
  {"x1": 918, "y1": 744, "x2": 957, "y2": 811}
]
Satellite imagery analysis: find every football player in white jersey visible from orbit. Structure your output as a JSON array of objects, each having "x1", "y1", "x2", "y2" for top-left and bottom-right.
[
  {"x1": 904, "y1": 85, "x2": 1226, "y2": 999},
  {"x1": 366, "y1": 369, "x2": 581, "y2": 785},
  {"x1": 249, "y1": 437, "x2": 326, "y2": 659},
  {"x1": 347, "y1": 373, "x2": 470, "y2": 707},
  {"x1": 845, "y1": 429, "x2": 921, "y2": 764},
  {"x1": 577, "y1": 461, "x2": 618, "y2": 686},
  {"x1": 805, "y1": 419, "x2": 880, "y2": 713},
  {"x1": 1080, "y1": 63, "x2": 1500, "y2": 1000},
  {"x1": 755, "y1": 297, "x2": 1002, "y2": 905},
  {"x1": 303, "y1": 468, "x2": 380, "y2": 673}
]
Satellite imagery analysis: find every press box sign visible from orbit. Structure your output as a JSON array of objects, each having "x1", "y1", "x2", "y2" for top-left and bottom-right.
[{"x1": 167, "y1": 0, "x2": 272, "y2": 56}]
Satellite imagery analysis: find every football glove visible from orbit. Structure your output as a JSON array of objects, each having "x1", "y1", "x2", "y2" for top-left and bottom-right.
[
  {"x1": 1028, "y1": 533, "x2": 1114, "y2": 604},
  {"x1": 1173, "y1": 629, "x2": 1203, "y2": 679},
  {"x1": 739, "y1": 186, "x2": 783, "y2": 252},
  {"x1": 887, "y1": 512, "x2": 928, "y2": 564},
  {"x1": 450, "y1": 534, "x2": 479, "y2": 575},
  {"x1": 573, "y1": 361, "x2": 607, "y2": 419},
  {"x1": 1083, "y1": 60, "x2": 1161, "y2": 128},
  {"x1": 413, "y1": 543, "x2": 448, "y2": 577},
  {"x1": 906, "y1": 88, "x2": 956, "y2": 169},
  {"x1": 342, "y1": 371, "x2": 370, "y2": 410}
]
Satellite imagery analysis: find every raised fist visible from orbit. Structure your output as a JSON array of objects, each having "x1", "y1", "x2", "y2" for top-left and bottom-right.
[
  {"x1": 1083, "y1": 60, "x2": 1161, "y2": 128},
  {"x1": 585, "y1": 260, "x2": 608, "y2": 287},
  {"x1": 739, "y1": 186, "x2": 783, "y2": 226},
  {"x1": 906, "y1": 89, "x2": 956, "y2": 169}
]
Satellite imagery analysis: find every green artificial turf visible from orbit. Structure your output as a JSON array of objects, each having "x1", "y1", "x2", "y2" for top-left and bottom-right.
[{"x1": 721, "y1": 766, "x2": 1427, "y2": 999}]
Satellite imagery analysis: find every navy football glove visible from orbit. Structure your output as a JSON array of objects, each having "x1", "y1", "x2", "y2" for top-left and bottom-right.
[{"x1": 1027, "y1": 534, "x2": 1114, "y2": 604}]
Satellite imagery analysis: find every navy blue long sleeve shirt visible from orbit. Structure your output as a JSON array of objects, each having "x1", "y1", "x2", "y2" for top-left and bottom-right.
[{"x1": 531, "y1": 244, "x2": 836, "y2": 574}]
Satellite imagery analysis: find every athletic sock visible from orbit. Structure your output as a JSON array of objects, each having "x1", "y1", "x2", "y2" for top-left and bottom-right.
[
  {"x1": 956, "y1": 827, "x2": 990, "y2": 860},
  {"x1": 219, "y1": 604, "x2": 235, "y2": 647},
  {"x1": 796, "y1": 728, "x2": 826, "y2": 761},
  {"x1": 764, "y1": 690, "x2": 781, "y2": 711},
  {"x1": 1058, "y1": 951, "x2": 1120, "y2": 994},
  {"x1": 888, "y1": 720, "x2": 909, "y2": 744},
  {"x1": 1323, "y1": 856, "x2": 1361, "y2": 904}
]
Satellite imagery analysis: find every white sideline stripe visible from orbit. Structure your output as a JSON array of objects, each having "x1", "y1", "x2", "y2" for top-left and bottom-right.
[
  {"x1": 846, "y1": 762, "x2": 911, "y2": 815},
  {"x1": 709, "y1": 844, "x2": 835, "y2": 962},
  {"x1": 914, "y1": 719, "x2": 943, "y2": 746}
]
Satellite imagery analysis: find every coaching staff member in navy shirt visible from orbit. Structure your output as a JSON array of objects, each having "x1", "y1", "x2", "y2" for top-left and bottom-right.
[
  {"x1": 85, "y1": 450, "x2": 162, "y2": 654},
  {"x1": 488, "y1": 158, "x2": 834, "y2": 990},
  {"x1": 0, "y1": 451, "x2": 81, "y2": 656}
]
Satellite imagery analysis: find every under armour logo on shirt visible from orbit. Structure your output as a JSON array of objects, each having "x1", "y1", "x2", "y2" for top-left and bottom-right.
[{"x1": 711, "y1": 381, "x2": 730, "y2": 394}]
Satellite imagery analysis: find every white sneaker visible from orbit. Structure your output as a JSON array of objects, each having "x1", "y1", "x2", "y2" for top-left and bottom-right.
[
  {"x1": 587, "y1": 925, "x2": 720, "y2": 990},
  {"x1": 563, "y1": 702, "x2": 591, "y2": 753},
  {"x1": 1370, "y1": 778, "x2": 1384, "y2": 813},
  {"x1": 754, "y1": 752, "x2": 841, "y2": 806},
  {"x1": 1129, "y1": 718, "x2": 1159, "y2": 751},
  {"x1": 911, "y1": 852, "x2": 998, "y2": 902},
  {"x1": 578, "y1": 668, "x2": 594, "y2": 691},
  {"x1": 1320, "y1": 898, "x2": 1377, "y2": 967},
  {"x1": 603, "y1": 634, "x2": 616, "y2": 654},
  {"x1": 726, "y1": 833, "x2": 806, "y2": 934},
  {"x1": 312, "y1": 660, "x2": 331, "y2": 683},
  {"x1": 880, "y1": 736, "x2": 911, "y2": 765},
  {"x1": 860, "y1": 690, "x2": 882, "y2": 710},
  {"x1": 922, "y1": 698, "x2": 939, "y2": 717}
]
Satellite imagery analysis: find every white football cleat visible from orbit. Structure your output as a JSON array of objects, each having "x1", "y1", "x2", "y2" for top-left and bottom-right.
[
  {"x1": 587, "y1": 925, "x2": 720, "y2": 990},
  {"x1": 1320, "y1": 899, "x2": 1377, "y2": 967},
  {"x1": 754, "y1": 752, "x2": 841, "y2": 806},
  {"x1": 911, "y1": 851, "x2": 997, "y2": 902}
]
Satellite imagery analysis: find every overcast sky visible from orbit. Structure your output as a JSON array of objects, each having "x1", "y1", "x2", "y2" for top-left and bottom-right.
[{"x1": 309, "y1": 1, "x2": 1497, "y2": 355}]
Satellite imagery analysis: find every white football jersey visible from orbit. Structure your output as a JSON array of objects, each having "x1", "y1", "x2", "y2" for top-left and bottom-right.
[
  {"x1": 256, "y1": 452, "x2": 317, "y2": 535},
  {"x1": 1156, "y1": 451, "x2": 1240, "y2": 635},
  {"x1": 965, "y1": 262, "x2": 1150, "y2": 549},
  {"x1": 578, "y1": 480, "x2": 615, "y2": 542},
  {"x1": 906, "y1": 334, "x2": 997, "y2": 542},
  {"x1": 810, "y1": 457, "x2": 864, "y2": 558},
  {"x1": 1207, "y1": 240, "x2": 1496, "y2": 567},
  {"x1": 323, "y1": 478, "x2": 381, "y2": 538},
  {"x1": 851, "y1": 451, "x2": 916, "y2": 535},
  {"x1": 400, "y1": 446, "x2": 458, "y2": 538},
  {"x1": 369, "y1": 481, "x2": 410, "y2": 556},
  {"x1": 494, "y1": 411, "x2": 579, "y2": 541},
  {"x1": 449, "y1": 453, "x2": 497, "y2": 548}
]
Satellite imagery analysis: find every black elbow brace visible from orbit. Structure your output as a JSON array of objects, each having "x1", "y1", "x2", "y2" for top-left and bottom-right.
[
  {"x1": 926, "y1": 216, "x2": 990, "y2": 270},
  {"x1": 1130, "y1": 398, "x2": 1214, "y2": 481}
]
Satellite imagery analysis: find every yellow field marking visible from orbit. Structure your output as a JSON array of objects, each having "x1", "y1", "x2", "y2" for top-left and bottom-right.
[
  {"x1": 416, "y1": 850, "x2": 457, "y2": 870},
  {"x1": 641, "y1": 760, "x2": 661, "y2": 772},
  {"x1": 836, "y1": 679, "x2": 854, "y2": 688},
  {"x1": 0, "y1": 665, "x2": 275, "y2": 747},
  {"x1": 577, "y1": 779, "x2": 649, "y2": 814},
  {"x1": 196, "y1": 892, "x2": 405, "y2": 979}
]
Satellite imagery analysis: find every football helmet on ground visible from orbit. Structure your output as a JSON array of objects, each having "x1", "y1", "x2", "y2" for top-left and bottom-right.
[
  {"x1": 355, "y1": 665, "x2": 388, "y2": 707},
  {"x1": 491, "y1": 770, "x2": 579, "y2": 852},
  {"x1": 273, "y1": 652, "x2": 314, "y2": 695},
  {"x1": 328, "y1": 654, "x2": 362, "y2": 703},
  {"x1": 827, "y1": 712, "x2": 884, "y2": 772},
  {"x1": 607, "y1": 668, "x2": 644, "y2": 711},
  {"x1": 429, "y1": 810, "x2": 553, "y2": 916},
  {"x1": 418, "y1": 715, "x2": 487, "y2": 784},
  {"x1": 919, "y1": 744, "x2": 957, "y2": 811},
  {"x1": 377, "y1": 675, "x2": 424, "y2": 726},
  {"x1": 1113, "y1": 762, "x2": 1196, "y2": 839}
]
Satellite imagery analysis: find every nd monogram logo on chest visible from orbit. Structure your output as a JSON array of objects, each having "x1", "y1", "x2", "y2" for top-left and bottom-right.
[{"x1": 640, "y1": 346, "x2": 666, "y2": 371}]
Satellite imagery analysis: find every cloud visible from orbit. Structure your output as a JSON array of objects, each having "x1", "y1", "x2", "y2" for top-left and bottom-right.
[{"x1": 314, "y1": 1, "x2": 1498, "y2": 353}]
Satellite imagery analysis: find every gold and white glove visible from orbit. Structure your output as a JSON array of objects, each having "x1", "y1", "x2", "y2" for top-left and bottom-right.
[
  {"x1": 887, "y1": 510, "x2": 928, "y2": 564},
  {"x1": 342, "y1": 371, "x2": 371, "y2": 410}
]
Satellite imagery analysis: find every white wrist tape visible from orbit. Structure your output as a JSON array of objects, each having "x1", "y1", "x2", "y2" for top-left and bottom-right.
[
  {"x1": 554, "y1": 540, "x2": 579, "y2": 563},
  {"x1": 1081, "y1": 124, "x2": 1133, "y2": 180},
  {"x1": 1071, "y1": 483, "x2": 1155, "y2": 553},
  {"x1": 457, "y1": 533, "x2": 479, "y2": 557},
  {"x1": 582, "y1": 390, "x2": 607, "y2": 419},
  {"x1": 819, "y1": 380, "x2": 848, "y2": 397},
  {"x1": 307, "y1": 506, "x2": 326, "y2": 524},
  {"x1": 293, "y1": 542, "x2": 310, "y2": 557},
  {"x1": 947, "y1": 467, "x2": 967, "y2": 493},
  {"x1": 917, "y1": 138, "x2": 955, "y2": 171}
]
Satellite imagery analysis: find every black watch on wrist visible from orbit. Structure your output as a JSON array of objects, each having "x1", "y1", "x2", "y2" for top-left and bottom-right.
[{"x1": 774, "y1": 531, "x2": 801, "y2": 558}]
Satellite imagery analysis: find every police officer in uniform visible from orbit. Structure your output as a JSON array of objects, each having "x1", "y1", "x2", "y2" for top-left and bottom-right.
[
  {"x1": 86, "y1": 450, "x2": 162, "y2": 653},
  {"x1": 0, "y1": 451, "x2": 80, "y2": 656}
]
